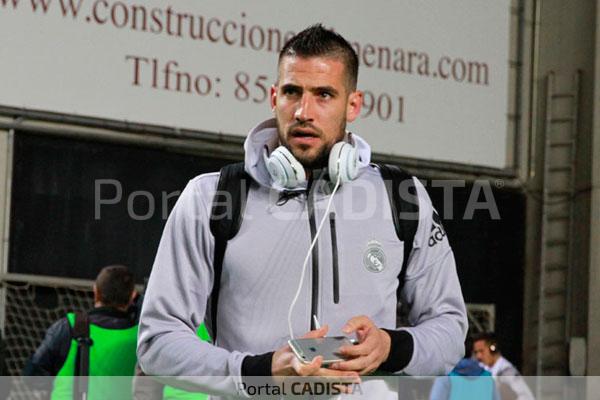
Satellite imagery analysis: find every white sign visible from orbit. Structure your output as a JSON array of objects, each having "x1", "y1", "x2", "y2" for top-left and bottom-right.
[{"x1": 0, "y1": 0, "x2": 510, "y2": 168}]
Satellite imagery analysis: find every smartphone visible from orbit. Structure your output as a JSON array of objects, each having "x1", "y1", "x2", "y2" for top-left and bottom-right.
[{"x1": 288, "y1": 336, "x2": 355, "y2": 365}]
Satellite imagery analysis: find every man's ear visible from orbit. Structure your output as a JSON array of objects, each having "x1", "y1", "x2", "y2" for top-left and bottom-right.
[
  {"x1": 346, "y1": 90, "x2": 363, "y2": 122},
  {"x1": 270, "y1": 85, "x2": 277, "y2": 112},
  {"x1": 129, "y1": 289, "x2": 138, "y2": 306},
  {"x1": 93, "y1": 284, "x2": 100, "y2": 303}
]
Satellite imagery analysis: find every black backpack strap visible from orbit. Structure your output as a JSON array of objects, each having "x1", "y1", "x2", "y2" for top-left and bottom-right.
[
  {"x1": 72, "y1": 311, "x2": 93, "y2": 400},
  {"x1": 377, "y1": 164, "x2": 420, "y2": 297},
  {"x1": 209, "y1": 162, "x2": 250, "y2": 341}
]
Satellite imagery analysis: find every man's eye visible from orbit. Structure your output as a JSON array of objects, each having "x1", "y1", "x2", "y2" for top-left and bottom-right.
[
  {"x1": 283, "y1": 87, "x2": 299, "y2": 95},
  {"x1": 319, "y1": 92, "x2": 332, "y2": 99}
]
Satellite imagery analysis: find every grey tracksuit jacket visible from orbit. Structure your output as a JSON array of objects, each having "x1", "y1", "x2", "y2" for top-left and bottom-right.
[{"x1": 137, "y1": 118, "x2": 467, "y2": 396}]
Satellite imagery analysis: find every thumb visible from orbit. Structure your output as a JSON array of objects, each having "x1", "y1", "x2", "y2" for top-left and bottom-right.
[{"x1": 301, "y1": 325, "x2": 329, "y2": 339}]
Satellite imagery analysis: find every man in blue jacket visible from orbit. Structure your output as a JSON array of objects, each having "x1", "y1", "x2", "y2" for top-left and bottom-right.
[{"x1": 430, "y1": 338, "x2": 500, "y2": 400}]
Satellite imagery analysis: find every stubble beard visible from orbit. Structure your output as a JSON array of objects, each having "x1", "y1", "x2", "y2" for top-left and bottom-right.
[{"x1": 276, "y1": 119, "x2": 346, "y2": 170}]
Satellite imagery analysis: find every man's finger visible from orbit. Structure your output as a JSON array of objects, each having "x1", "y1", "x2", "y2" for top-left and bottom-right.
[
  {"x1": 338, "y1": 331, "x2": 377, "y2": 357},
  {"x1": 342, "y1": 315, "x2": 372, "y2": 334},
  {"x1": 315, "y1": 368, "x2": 361, "y2": 379},
  {"x1": 295, "y1": 355, "x2": 323, "y2": 376},
  {"x1": 330, "y1": 355, "x2": 372, "y2": 372},
  {"x1": 356, "y1": 327, "x2": 370, "y2": 342},
  {"x1": 300, "y1": 325, "x2": 329, "y2": 339},
  {"x1": 358, "y1": 362, "x2": 378, "y2": 376},
  {"x1": 297, "y1": 358, "x2": 360, "y2": 377}
]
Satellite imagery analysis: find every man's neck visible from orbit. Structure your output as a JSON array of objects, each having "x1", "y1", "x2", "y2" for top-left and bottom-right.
[
  {"x1": 489, "y1": 355, "x2": 502, "y2": 368},
  {"x1": 95, "y1": 302, "x2": 128, "y2": 312}
]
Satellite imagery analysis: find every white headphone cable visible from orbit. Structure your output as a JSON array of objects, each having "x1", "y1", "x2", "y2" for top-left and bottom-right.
[{"x1": 287, "y1": 172, "x2": 342, "y2": 340}]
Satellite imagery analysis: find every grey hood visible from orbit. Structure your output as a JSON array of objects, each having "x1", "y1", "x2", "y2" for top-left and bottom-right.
[{"x1": 243, "y1": 118, "x2": 372, "y2": 191}]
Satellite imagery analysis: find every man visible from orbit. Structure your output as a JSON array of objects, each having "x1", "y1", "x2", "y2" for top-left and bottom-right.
[
  {"x1": 430, "y1": 338, "x2": 499, "y2": 400},
  {"x1": 472, "y1": 332, "x2": 534, "y2": 400},
  {"x1": 23, "y1": 265, "x2": 138, "y2": 399},
  {"x1": 138, "y1": 25, "x2": 467, "y2": 396}
]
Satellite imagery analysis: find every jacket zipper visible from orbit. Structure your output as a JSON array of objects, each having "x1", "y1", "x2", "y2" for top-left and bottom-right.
[
  {"x1": 306, "y1": 171, "x2": 321, "y2": 330},
  {"x1": 329, "y1": 212, "x2": 340, "y2": 304}
]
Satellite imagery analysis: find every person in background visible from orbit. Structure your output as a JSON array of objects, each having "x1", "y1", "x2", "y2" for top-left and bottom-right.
[
  {"x1": 472, "y1": 332, "x2": 535, "y2": 400},
  {"x1": 23, "y1": 265, "x2": 138, "y2": 399},
  {"x1": 430, "y1": 337, "x2": 499, "y2": 400}
]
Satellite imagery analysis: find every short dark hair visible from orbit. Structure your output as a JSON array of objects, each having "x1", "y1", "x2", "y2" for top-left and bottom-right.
[
  {"x1": 95, "y1": 265, "x2": 134, "y2": 308},
  {"x1": 472, "y1": 332, "x2": 498, "y2": 350},
  {"x1": 278, "y1": 24, "x2": 359, "y2": 90}
]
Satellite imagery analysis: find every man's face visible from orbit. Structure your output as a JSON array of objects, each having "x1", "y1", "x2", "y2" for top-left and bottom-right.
[
  {"x1": 473, "y1": 340, "x2": 496, "y2": 367},
  {"x1": 270, "y1": 56, "x2": 362, "y2": 169}
]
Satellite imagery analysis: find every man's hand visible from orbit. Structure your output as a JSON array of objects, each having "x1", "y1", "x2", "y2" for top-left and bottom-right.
[
  {"x1": 330, "y1": 315, "x2": 391, "y2": 375},
  {"x1": 271, "y1": 325, "x2": 359, "y2": 379}
]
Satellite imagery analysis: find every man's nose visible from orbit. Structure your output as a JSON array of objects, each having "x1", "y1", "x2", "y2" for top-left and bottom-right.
[{"x1": 294, "y1": 94, "x2": 313, "y2": 122}]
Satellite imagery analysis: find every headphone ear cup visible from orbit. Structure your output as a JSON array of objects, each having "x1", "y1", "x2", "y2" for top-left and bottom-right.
[
  {"x1": 328, "y1": 142, "x2": 358, "y2": 183},
  {"x1": 265, "y1": 146, "x2": 306, "y2": 189}
]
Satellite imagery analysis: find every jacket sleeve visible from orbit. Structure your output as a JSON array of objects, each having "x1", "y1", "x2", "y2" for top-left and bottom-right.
[
  {"x1": 22, "y1": 318, "x2": 71, "y2": 377},
  {"x1": 497, "y1": 368, "x2": 535, "y2": 400},
  {"x1": 137, "y1": 177, "x2": 251, "y2": 396},
  {"x1": 396, "y1": 178, "x2": 468, "y2": 375},
  {"x1": 21, "y1": 318, "x2": 71, "y2": 392}
]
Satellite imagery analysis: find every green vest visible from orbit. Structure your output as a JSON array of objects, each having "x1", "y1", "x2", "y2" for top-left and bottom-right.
[
  {"x1": 162, "y1": 324, "x2": 211, "y2": 400},
  {"x1": 51, "y1": 312, "x2": 138, "y2": 400}
]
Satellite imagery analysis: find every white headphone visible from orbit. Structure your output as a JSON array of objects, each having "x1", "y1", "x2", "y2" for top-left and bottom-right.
[{"x1": 264, "y1": 141, "x2": 358, "y2": 189}]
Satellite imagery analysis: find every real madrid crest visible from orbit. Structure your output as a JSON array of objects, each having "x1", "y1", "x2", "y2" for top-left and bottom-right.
[{"x1": 363, "y1": 240, "x2": 386, "y2": 273}]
